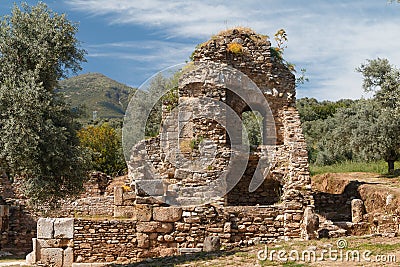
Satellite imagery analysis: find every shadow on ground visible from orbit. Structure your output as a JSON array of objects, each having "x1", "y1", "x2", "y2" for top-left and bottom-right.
[{"x1": 110, "y1": 250, "x2": 238, "y2": 267}]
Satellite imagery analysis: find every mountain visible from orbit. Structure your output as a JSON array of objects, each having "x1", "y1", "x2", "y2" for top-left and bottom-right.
[{"x1": 57, "y1": 73, "x2": 136, "y2": 119}]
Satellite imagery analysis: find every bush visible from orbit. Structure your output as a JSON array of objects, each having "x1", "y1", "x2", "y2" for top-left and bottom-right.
[{"x1": 77, "y1": 123, "x2": 126, "y2": 176}]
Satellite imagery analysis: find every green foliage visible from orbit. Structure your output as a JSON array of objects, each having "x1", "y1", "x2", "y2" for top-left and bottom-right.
[
  {"x1": 0, "y1": 3, "x2": 89, "y2": 202},
  {"x1": 310, "y1": 160, "x2": 387, "y2": 176},
  {"x1": 189, "y1": 136, "x2": 204, "y2": 150},
  {"x1": 58, "y1": 73, "x2": 135, "y2": 120},
  {"x1": 269, "y1": 29, "x2": 308, "y2": 82},
  {"x1": 242, "y1": 111, "x2": 263, "y2": 149},
  {"x1": 77, "y1": 123, "x2": 126, "y2": 176},
  {"x1": 297, "y1": 98, "x2": 354, "y2": 122},
  {"x1": 297, "y1": 98, "x2": 355, "y2": 163},
  {"x1": 300, "y1": 58, "x2": 400, "y2": 173}
]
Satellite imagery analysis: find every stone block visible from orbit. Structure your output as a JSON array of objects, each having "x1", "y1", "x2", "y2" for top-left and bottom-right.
[
  {"x1": 153, "y1": 207, "x2": 182, "y2": 222},
  {"x1": 114, "y1": 186, "x2": 123, "y2": 205},
  {"x1": 203, "y1": 236, "x2": 220, "y2": 252},
  {"x1": 114, "y1": 205, "x2": 152, "y2": 221},
  {"x1": 137, "y1": 233, "x2": 149, "y2": 248},
  {"x1": 134, "y1": 204, "x2": 152, "y2": 221},
  {"x1": 114, "y1": 206, "x2": 136, "y2": 218},
  {"x1": 26, "y1": 252, "x2": 35, "y2": 265},
  {"x1": 351, "y1": 199, "x2": 364, "y2": 223},
  {"x1": 54, "y1": 218, "x2": 74, "y2": 239},
  {"x1": 135, "y1": 179, "x2": 164, "y2": 196},
  {"x1": 64, "y1": 247, "x2": 74, "y2": 267},
  {"x1": 136, "y1": 222, "x2": 173, "y2": 233},
  {"x1": 40, "y1": 248, "x2": 63, "y2": 267},
  {"x1": 37, "y1": 218, "x2": 54, "y2": 239},
  {"x1": 135, "y1": 196, "x2": 165, "y2": 204},
  {"x1": 0, "y1": 205, "x2": 9, "y2": 217},
  {"x1": 37, "y1": 238, "x2": 70, "y2": 249},
  {"x1": 159, "y1": 248, "x2": 177, "y2": 257},
  {"x1": 178, "y1": 248, "x2": 202, "y2": 254}
]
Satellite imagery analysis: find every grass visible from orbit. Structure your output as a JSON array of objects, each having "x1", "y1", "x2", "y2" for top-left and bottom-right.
[
  {"x1": 310, "y1": 160, "x2": 388, "y2": 176},
  {"x1": 350, "y1": 241, "x2": 400, "y2": 254}
]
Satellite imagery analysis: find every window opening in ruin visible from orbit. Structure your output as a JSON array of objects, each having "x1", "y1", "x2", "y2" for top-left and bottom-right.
[{"x1": 242, "y1": 110, "x2": 263, "y2": 151}]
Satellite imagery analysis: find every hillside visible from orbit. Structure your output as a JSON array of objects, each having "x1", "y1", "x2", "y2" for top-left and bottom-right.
[{"x1": 57, "y1": 73, "x2": 136, "y2": 119}]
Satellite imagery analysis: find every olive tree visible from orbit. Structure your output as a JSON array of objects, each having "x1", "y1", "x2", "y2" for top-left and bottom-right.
[
  {"x1": 0, "y1": 3, "x2": 89, "y2": 202},
  {"x1": 355, "y1": 58, "x2": 400, "y2": 173}
]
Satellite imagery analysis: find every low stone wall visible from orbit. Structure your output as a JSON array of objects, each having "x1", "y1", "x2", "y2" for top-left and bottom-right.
[
  {"x1": 26, "y1": 218, "x2": 74, "y2": 267},
  {"x1": 29, "y1": 204, "x2": 288, "y2": 265}
]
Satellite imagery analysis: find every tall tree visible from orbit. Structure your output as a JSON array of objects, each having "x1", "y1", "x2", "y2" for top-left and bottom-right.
[
  {"x1": 355, "y1": 58, "x2": 400, "y2": 173},
  {"x1": 0, "y1": 3, "x2": 89, "y2": 202}
]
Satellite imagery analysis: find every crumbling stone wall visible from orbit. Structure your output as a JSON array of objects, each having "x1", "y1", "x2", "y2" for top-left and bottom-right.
[
  {"x1": 127, "y1": 27, "x2": 312, "y2": 236},
  {"x1": 28, "y1": 28, "x2": 316, "y2": 265}
]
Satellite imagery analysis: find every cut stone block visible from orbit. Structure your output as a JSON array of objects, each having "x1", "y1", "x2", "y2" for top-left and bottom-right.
[
  {"x1": 135, "y1": 179, "x2": 164, "y2": 196},
  {"x1": 153, "y1": 207, "x2": 182, "y2": 222},
  {"x1": 351, "y1": 199, "x2": 364, "y2": 223},
  {"x1": 37, "y1": 238, "x2": 70, "y2": 248},
  {"x1": 64, "y1": 247, "x2": 74, "y2": 267},
  {"x1": 54, "y1": 218, "x2": 74, "y2": 239},
  {"x1": 114, "y1": 186, "x2": 123, "y2": 205},
  {"x1": 134, "y1": 204, "x2": 152, "y2": 221},
  {"x1": 114, "y1": 205, "x2": 152, "y2": 221},
  {"x1": 114, "y1": 206, "x2": 136, "y2": 218},
  {"x1": 40, "y1": 248, "x2": 63, "y2": 267},
  {"x1": 136, "y1": 222, "x2": 173, "y2": 233},
  {"x1": 203, "y1": 236, "x2": 220, "y2": 252},
  {"x1": 178, "y1": 248, "x2": 202, "y2": 254},
  {"x1": 0, "y1": 205, "x2": 9, "y2": 217},
  {"x1": 37, "y1": 218, "x2": 55, "y2": 239},
  {"x1": 25, "y1": 252, "x2": 35, "y2": 265},
  {"x1": 136, "y1": 233, "x2": 149, "y2": 248}
]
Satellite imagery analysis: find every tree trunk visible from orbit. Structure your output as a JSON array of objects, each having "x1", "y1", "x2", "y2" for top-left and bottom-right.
[{"x1": 388, "y1": 160, "x2": 395, "y2": 174}]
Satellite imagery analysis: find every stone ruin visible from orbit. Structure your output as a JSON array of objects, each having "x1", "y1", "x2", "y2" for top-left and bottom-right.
[
  {"x1": 125, "y1": 27, "x2": 313, "y2": 226},
  {"x1": 26, "y1": 28, "x2": 315, "y2": 266},
  {"x1": 21, "y1": 28, "x2": 400, "y2": 267}
]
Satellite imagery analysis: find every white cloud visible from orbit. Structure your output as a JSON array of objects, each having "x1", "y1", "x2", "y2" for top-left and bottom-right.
[
  {"x1": 86, "y1": 40, "x2": 194, "y2": 69},
  {"x1": 67, "y1": 0, "x2": 400, "y2": 100}
]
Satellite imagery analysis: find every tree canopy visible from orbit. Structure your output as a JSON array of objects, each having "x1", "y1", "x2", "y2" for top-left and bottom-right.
[
  {"x1": 299, "y1": 58, "x2": 400, "y2": 174},
  {"x1": 0, "y1": 3, "x2": 89, "y2": 202}
]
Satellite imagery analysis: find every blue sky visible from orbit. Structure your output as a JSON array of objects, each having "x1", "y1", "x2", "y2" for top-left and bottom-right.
[{"x1": 1, "y1": 0, "x2": 400, "y2": 100}]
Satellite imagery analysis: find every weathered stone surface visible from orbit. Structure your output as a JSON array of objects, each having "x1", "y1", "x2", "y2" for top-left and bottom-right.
[
  {"x1": 25, "y1": 252, "x2": 35, "y2": 265},
  {"x1": 37, "y1": 238, "x2": 70, "y2": 248},
  {"x1": 114, "y1": 186, "x2": 124, "y2": 205},
  {"x1": 302, "y1": 206, "x2": 319, "y2": 240},
  {"x1": 153, "y1": 207, "x2": 182, "y2": 222},
  {"x1": 134, "y1": 204, "x2": 152, "y2": 221},
  {"x1": 203, "y1": 236, "x2": 220, "y2": 252},
  {"x1": 37, "y1": 218, "x2": 54, "y2": 239},
  {"x1": 40, "y1": 248, "x2": 63, "y2": 267},
  {"x1": 136, "y1": 222, "x2": 173, "y2": 233},
  {"x1": 114, "y1": 205, "x2": 136, "y2": 218},
  {"x1": 0, "y1": 205, "x2": 9, "y2": 217},
  {"x1": 137, "y1": 233, "x2": 149, "y2": 248},
  {"x1": 54, "y1": 218, "x2": 74, "y2": 239},
  {"x1": 351, "y1": 199, "x2": 364, "y2": 223},
  {"x1": 114, "y1": 204, "x2": 152, "y2": 221},
  {"x1": 64, "y1": 247, "x2": 74, "y2": 267}
]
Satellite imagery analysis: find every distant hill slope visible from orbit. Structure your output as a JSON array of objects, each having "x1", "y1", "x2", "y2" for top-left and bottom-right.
[{"x1": 57, "y1": 73, "x2": 136, "y2": 119}]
